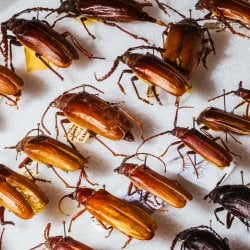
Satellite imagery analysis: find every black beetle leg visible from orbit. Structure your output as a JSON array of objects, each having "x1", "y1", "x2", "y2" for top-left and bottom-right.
[
  {"x1": 226, "y1": 212, "x2": 234, "y2": 229},
  {"x1": 214, "y1": 207, "x2": 225, "y2": 225},
  {"x1": 96, "y1": 219, "x2": 113, "y2": 238},
  {"x1": 0, "y1": 207, "x2": 14, "y2": 226},
  {"x1": 80, "y1": 16, "x2": 96, "y2": 39}
]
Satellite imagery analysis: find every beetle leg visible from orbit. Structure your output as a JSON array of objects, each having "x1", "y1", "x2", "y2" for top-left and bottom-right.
[
  {"x1": 117, "y1": 69, "x2": 133, "y2": 94},
  {"x1": 18, "y1": 156, "x2": 33, "y2": 169},
  {"x1": 79, "y1": 17, "x2": 96, "y2": 40},
  {"x1": 8, "y1": 35, "x2": 22, "y2": 71},
  {"x1": 0, "y1": 207, "x2": 14, "y2": 226},
  {"x1": 55, "y1": 111, "x2": 66, "y2": 138},
  {"x1": 102, "y1": 20, "x2": 150, "y2": 44},
  {"x1": 227, "y1": 131, "x2": 242, "y2": 145},
  {"x1": 68, "y1": 208, "x2": 86, "y2": 232},
  {"x1": 214, "y1": 206, "x2": 225, "y2": 225},
  {"x1": 176, "y1": 144, "x2": 187, "y2": 171},
  {"x1": 96, "y1": 219, "x2": 113, "y2": 237},
  {"x1": 0, "y1": 228, "x2": 4, "y2": 250},
  {"x1": 77, "y1": 167, "x2": 97, "y2": 187},
  {"x1": 0, "y1": 94, "x2": 18, "y2": 107},
  {"x1": 232, "y1": 100, "x2": 247, "y2": 114},
  {"x1": 246, "y1": 103, "x2": 249, "y2": 119},
  {"x1": 160, "y1": 140, "x2": 182, "y2": 158},
  {"x1": 200, "y1": 126, "x2": 213, "y2": 138},
  {"x1": 186, "y1": 151, "x2": 199, "y2": 178},
  {"x1": 131, "y1": 76, "x2": 153, "y2": 105},
  {"x1": 35, "y1": 53, "x2": 64, "y2": 80},
  {"x1": 23, "y1": 165, "x2": 51, "y2": 183},
  {"x1": 121, "y1": 236, "x2": 133, "y2": 249},
  {"x1": 226, "y1": 212, "x2": 234, "y2": 229},
  {"x1": 91, "y1": 134, "x2": 128, "y2": 157},
  {"x1": 148, "y1": 85, "x2": 163, "y2": 106},
  {"x1": 127, "y1": 182, "x2": 139, "y2": 196}
]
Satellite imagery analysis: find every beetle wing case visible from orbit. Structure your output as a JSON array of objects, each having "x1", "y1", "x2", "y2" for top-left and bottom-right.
[
  {"x1": 85, "y1": 189, "x2": 157, "y2": 240},
  {"x1": 0, "y1": 164, "x2": 48, "y2": 218}
]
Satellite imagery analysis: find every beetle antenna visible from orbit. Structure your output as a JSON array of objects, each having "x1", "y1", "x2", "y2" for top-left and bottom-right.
[
  {"x1": 0, "y1": 228, "x2": 5, "y2": 250},
  {"x1": 62, "y1": 84, "x2": 104, "y2": 95},
  {"x1": 240, "y1": 170, "x2": 244, "y2": 185},
  {"x1": 154, "y1": 0, "x2": 186, "y2": 19},
  {"x1": 12, "y1": 7, "x2": 56, "y2": 18},
  {"x1": 208, "y1": 90, "x2": 236, "y2": 102},
  {"x1": 126, "y1": 45, "x2": 165, "y2": 54},
  {"x1": 41, "y1": 101, "x2": 55, "y2": 135},
  {"x1": 58, "y1": 192, "x2": 75, "y2": 216},
  {"x1": 95, "y1": 56, "x2": 122, "y2": 82}
]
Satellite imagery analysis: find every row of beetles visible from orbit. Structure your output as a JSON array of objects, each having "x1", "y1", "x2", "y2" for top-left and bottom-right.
[{"x1": 0, "y1": 0, "x2": 250, "y2": 249}]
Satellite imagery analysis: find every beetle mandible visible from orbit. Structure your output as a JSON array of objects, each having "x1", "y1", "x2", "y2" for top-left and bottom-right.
[
  {"x1": 171, "y1": 225, "x2": 230, "y2": 250},
  {"x1": 0, "y1": 164, "x2": 49, "y2": 225},
  {"x1": 95, "y1": 45, "x2": 191, "y2": 106},
  {"x1": 59, "y1": 187, "x2": 157, "y2": 249},
  {"x1": 204, "y1": 171, "x2": 250, "y2": 229},
  {"x1": 0, "y1": 17, "x2": 99, "y2": 80},
  {"x1": 41, "y1": 84, "x2": 143, "y2": 157},
  {"x1": 115, "y1": 153, "x2": 193, "y2": 209},
  {"x1": 30, "y1": 222, "x2": 94, "y2": 250},
  {"x1": 195, "y1": 0, "x2": 250, "y2": 38}
]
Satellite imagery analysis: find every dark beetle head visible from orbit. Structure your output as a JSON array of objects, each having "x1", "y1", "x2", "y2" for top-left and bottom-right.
[
  {"x1": 124, "y1": 131, "x2": 135, "y2": 142},
  {"x1": 58, "y1": 0, "x2": 78, "y2": 14},
  {"x1": 178, "y1": 18, "x2": 199, "y2": 26},
  {"x1": 4, "y1": 18, "x2": 26, "y2": 31}
]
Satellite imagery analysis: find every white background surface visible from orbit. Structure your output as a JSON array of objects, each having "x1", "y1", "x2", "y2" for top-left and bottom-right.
[{"x1": 0, "y1": 0, "x2": 250, "y2": 249}]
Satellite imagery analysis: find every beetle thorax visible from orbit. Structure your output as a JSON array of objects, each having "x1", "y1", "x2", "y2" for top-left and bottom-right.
[
  {"x1": 76, "y1": 188, "x2": 95, "y2": 204},
  {"x1": 5, "y1": 18, "x2": 25, "y2": 32},
  {"x1": 122, "y1": 53, "x2": 142, "y2": 68},
  {"x1": 175, "y1": 127, "x2": 188, "y2": 138},
  {"x1": 118, "y1": 163, "x2": 137, "y2": 176},
  {"x1": 54, "y1": 93, "x2": 76, "y2": 110},
  {"x1": 46, "y1": 236, "x2": 63, "y2": 249}
]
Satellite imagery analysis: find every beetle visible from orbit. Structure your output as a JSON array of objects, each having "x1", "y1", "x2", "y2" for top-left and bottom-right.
[
  {"x1": 14, "y1": 0, "x2": 167, "y2": 43},
  {"x1": 60, "y1": 187, "x2": 157, "y2": 249},
  {"x1": 171, "y1": 225, "x2": 230, "y2": 250},
  {"x1": 0, "y1": 164, "x2": 49, "y2": 225},
  {"x1": 95, "y1": 46, "x2": 191, "y2": 105},
  {"x1": 162, "y1": 18, "x2": 215, "y2": 79},
  {"x1": 204, "y1": 172, "x2": 250, "y2": 229},
  {"x1": 208, "y1": 81, "x2": 250, "y2": 119},
  {"x1": 197, "y1": 106, "x2": 250, "y2": 142},
  {"x1": 0, "y1": 65, "x2": 24, "y2": 106},
  {"x1": 6, "y1": 128, "x2": 92, "y2": 188},
  {"x1": 195, "y1": 0, "x2": 250, "y2": 38},
  {"x1": 41, "y1": 85, "x2": 142, "y2": 156},
  {"x1": 115, "y1": 153, "x2": 193, "y2": 208},
  {"x1": 31, "y1": 222, "x2": 93, "y2": 250},
  {"x1": 0, "y1": 17, "x2": 98, "y2": 80}
]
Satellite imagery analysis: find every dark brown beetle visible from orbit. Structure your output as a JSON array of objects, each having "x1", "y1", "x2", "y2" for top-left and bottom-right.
[
  {"x1": 0, "y1": 65, "x2": 24, "y2": 106},
  {"x1": 195, "y1": 0, "x2": 250, "y2": 38},
  {"x1": 0, "y1": 17, "x2": 98, "y2": 80},
  {"x1": 205, "y1": 172, "x2": 250, "y2": 229},
  {"x1": 95, "y1": 46, "x2": 191, "y2": 105},
  {"x1": 41, "y1": 85, "x2": 142, "y2": 156},
  {"x1": 171, "y1": 225, "x2": 230, "y2": 250},
  {"x1": 208, "y1": 82, "x2": 250, "y2": 118},
  {"x1": 162, "y1": 18, "x2": 215, "y2": 79},
  {"x1": 31, "y1": 223, "x2": 94, "y2": 250},
  {"x1": 13, "y1": 0, "x2": 167, "y2": 43},
  {"x1": 115, "y1": 153, "x2": 192, "y2": 208}
]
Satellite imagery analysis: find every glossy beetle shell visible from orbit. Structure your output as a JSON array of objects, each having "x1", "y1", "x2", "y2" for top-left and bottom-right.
[
  {"x1": 122, "y1": 53, "x2": 191, "y2": 96},
  {"x1": 117, "y1": 163, "x2": 192, "y2": 208},
  {"x1": 197, "y1": 107, "x2": 250, "y2": 135},
  {"x1": 196, "y1": 0, "x2": 250, "y2": 26},
  {"x1": 0, "y1": 65, "x2": 24, "y2": 96},
  {"x1": 54, "y1": 92, "x2": 135, "y2": 141},
  {"x1": 16, "y1": 135, "x2": 88, "y2": 171},
  {"x1": 0, "y1": 164, "x2": 48, "y2": 219},
  {"x1": 76, "y1": 188, "x2": 157, "y2": 240},
  {"x1": 175, "y1": 128, "x2": 233, "y2": 169},
  {"x1": 163, "y1": 19, "x2": 204, "y2": 79},
  {"x1": 76, "y1": 0, "x2": 156, "y2": 23},
  {"x1": 6, "y1": 18, "x2": 79, "y2": 68}
]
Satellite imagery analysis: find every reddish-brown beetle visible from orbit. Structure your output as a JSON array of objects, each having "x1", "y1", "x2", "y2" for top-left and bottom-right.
[
  {"x1": 31, "y1": 222, "x2": 93, "y2": 250},
  {"x1": 95, "y1": 46, "x2": 191, "y2": 105},
  {"x1": 0, "y1": 164, "x2": 49, "y2": 224},
  {"x1": 14, "y1": 0, "x2": 167, "y2": 43},
  {"x1": 162, "y1": 17, "x2": 215, "y2": 79},
  {"x1": 6, "y1": 128, "x2": 92, "y2": 188},
  {"x1": 0, "y1": 65, "x2": 24, "y2": 106},
  {"x1": 0, "y1": 17, "x2": 99, "y2": 80},
  {"x1": 115, "y1": 153, "x2": 193, "y2": 208},
  {"x1": 41, "y1": 85, "x2": 142, "y2": 156},
  {"x1": 208, "y1": 82, "x2": 250, "y2": 118},
  {"x1": 195, "y1": 0, "x2": 250, "y2": 38},
  {"x1": 60, "y1": 187, "x2": 157, "y2": 248}
]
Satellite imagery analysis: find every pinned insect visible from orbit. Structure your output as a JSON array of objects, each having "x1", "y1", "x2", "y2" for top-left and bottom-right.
[
  {"x1": 195, "y1": 0, "x2": 250, "y2": 38},
  {"x1": 0, "y1": 16, "x2": 100, "y2": 80},
  {"x1": 12, "y1": 0, "x2": 168, "y2": 43},
  {"x1": 171, "y1": 225, "x2": 230, "y2": 250},
  {"x1": 59, "y1": 187, "x2": 157, "y2": 249},
  {"x1": 5, "y1": 127, "x2": 92, "y2": 188},
  {"x1": 0, "y1": 65, "x2": 24, "y2": 106},
  {"x1": 95, "y1": 46, "x2": 191, "y2": 105},
  {"x1": 0, "y1": 164, "x2": 48, "y2": 225},
  {"x1": 208, "y1": 82, "x2": 250, "y2": 119},
  {"x1": 41, "y1": 84, "x2": 143, "y2": 156},
  {"x1": 31, "y1": 222, "x2": 93, "y2": 250},
  {"x1": 205, "y1": 171, "x2": 250, "y2": 229},
  {"x1": 115, "y1": 153, "x2": 192, "y2": 209}
]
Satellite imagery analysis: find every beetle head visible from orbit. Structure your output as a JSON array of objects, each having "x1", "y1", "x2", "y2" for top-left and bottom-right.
[
  {"x1": 4, "y1": 18, "x2": 26, "y2": 31},
  {"x1": 173, "y1": 127, "x2": 188, "y2": 138},
  {"x1": 75, "y1": 187, "x2": 95, "y2": 204},
  {"x1": 54, "y1": 93, "x2": 75, "y2": 110},
  {"x1": 58, "y1": 0, "x2": 78, "y2": 15}
]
